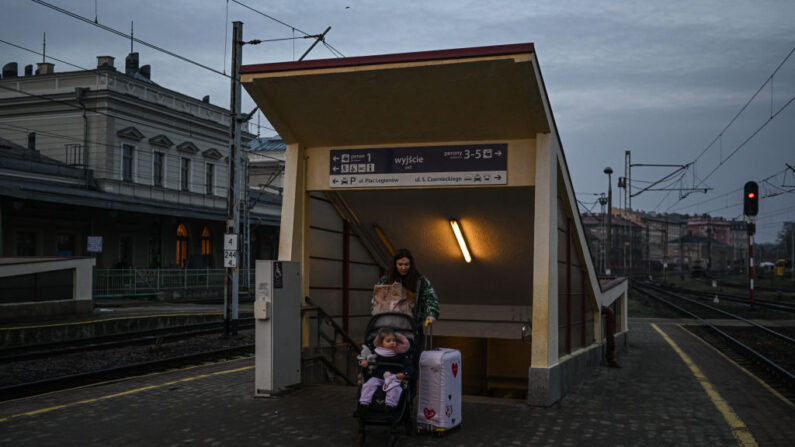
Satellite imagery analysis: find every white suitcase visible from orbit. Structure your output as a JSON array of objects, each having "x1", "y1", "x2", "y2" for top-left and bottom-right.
[{"x1": 417, "y1": 348, "x2": 462, "y2": 432}]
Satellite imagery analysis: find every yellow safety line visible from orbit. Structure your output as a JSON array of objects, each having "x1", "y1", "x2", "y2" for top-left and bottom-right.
[
  {"x1": 1, "y1": 312, "x2": 223, "y2": 331},
  {"x1": 0, "y1": 363, "x2": 254, "y2": 422},
  {"x1": 0, "y1": 356, "x2": 254, "y2": 407},
  {"x1": 651, "y1": 323, "x2": 758, "y2": 447},
  {"x1": 679, "y1": 323, "x2": 795, "y2": 409}
]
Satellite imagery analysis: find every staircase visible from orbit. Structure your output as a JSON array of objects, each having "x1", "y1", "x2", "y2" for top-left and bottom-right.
[{"x1": 302, "y1": 296, "x2": 361, "y2": 386}]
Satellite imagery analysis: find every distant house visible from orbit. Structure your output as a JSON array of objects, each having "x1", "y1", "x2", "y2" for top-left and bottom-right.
[
  {"x1": 0, "y1": 55, "x2": 280, "y2": 267},
  {"x1": 248, "y1": 136, "x2": 286, "y2": 196}
]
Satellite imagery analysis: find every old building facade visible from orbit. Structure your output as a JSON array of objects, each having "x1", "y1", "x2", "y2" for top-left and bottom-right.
[{"x1": 0, "y1": 54, "x2": 280, "y2": 268}]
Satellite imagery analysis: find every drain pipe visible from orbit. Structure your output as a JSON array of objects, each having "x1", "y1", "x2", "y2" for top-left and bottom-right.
[
  {"x1": 75, "y1": 87, "x2": 89, "y2": 183},
  {"x1": 601, "y1": 305, "x2": 621, "y2": 368}
]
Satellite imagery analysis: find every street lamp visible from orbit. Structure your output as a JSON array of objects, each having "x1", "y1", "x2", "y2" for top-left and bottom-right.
[{"x1": 604, "y1": 167, "x2": 613, "y2": 275}]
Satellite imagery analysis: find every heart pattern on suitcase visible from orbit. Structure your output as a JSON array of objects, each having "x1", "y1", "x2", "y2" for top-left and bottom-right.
[
  {"x1": 452, "y1": 362, "x2": 459, "y2": 378},
  {"x1": 423, "y1": 408, "x2": 436, "y2": 419}
]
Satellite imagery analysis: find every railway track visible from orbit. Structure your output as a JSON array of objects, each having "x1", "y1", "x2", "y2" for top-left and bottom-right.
[
  {"x1": 633, "y1": 283, "x2": 795, "y2": 402},
  {"x1": 659, "y1": 284, "x2": 795, "y2": 314},
  {"x1": 0, "y1": 345, "x2": 254, "y2": 401},
  {"x1": 0, "y1": 318, "x2": 255, "y2": 363},
  {"x1": 0, "y1": 319, "x2": 256, "y2": 401}
]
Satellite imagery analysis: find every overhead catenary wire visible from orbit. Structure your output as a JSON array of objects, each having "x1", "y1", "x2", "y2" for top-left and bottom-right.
[
  {"x1": 229, "y1": 0, "x2": 344, "y2": 58},
  {"x1": 31, "y1": 0, "x2": 231, "y2": 79},
  {"x1": 0, "y1": 121, "x2": 242, "y2": 190},
  {"x1": 660, "y1": 46, "x2": 795, "y2": 211},
  {"x1": 0, "y1": 83, "x2": 254, "y2": 143},
  {"x1": 0, "y1": 39, "x2": 90, "y2": 71}
]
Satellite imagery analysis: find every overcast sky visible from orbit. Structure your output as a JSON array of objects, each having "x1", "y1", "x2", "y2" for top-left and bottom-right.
[{"x1": 3, "y1": 0, "x2": 794, "y2": 243}]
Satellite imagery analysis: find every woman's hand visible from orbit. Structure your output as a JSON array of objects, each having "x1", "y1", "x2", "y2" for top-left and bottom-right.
[
  {"x1": 425, "y1": 316, "x2": 436, "y2": 326},
  {"x1": 359, "y1": 360, "x2": 368, "y2": 368}
]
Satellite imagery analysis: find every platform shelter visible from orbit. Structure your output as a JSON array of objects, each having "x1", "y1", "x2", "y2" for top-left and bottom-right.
[{"x1": 241, "y1": 43, "x2": 628, "y2": 406}]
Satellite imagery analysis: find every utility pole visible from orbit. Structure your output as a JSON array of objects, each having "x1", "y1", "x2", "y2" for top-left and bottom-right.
[
  {"x1": 604, "y1": 167, "x2": 613, "y2": 275},
  {"x1": 224, "y1": 21, "x2": 243, "y2": 336},
  {"x1": 626, "y1": 150, "x2": 632, "y2": 279},
  {"x1": 598, "y1": 194, "x2": 608, "y2": 274},
  {"x1": 646, "y1": 222, "x2": 651, "y2": 279},
  {"x1": 706, "y1": 218, "x2": 713, "y2": 276},
  {"x1": 679, "y1": 222, "x2": 685, "y2": 280},
  {"x1": 789, "y1": 221, "x2": 794, "y2": 284}
]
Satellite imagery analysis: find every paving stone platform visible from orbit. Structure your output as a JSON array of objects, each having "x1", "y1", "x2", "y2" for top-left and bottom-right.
[{"x1": 1, "y1": 319, "x2": 793, "y2": 446}]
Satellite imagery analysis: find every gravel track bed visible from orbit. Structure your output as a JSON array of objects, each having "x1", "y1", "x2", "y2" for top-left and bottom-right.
[
  {"x1": 715, "y1": 325, "x2": 795, "y2": 372},
  {"x1": 0, "y1": 330, "x2": 254, "y2": 386}
]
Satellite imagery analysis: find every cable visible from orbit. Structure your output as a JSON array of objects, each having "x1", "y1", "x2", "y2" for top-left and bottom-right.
[
  {"x1": 694, "y1": 94, "x2": 795, "y2": 188},
  {"x1": 691, "y1": 47, "x2": 795, "y2": 165},
  {"x1": 667, "y1": 167, "x2": 789, "y2": 213},
  {"x1": 0, "y1": 122, "x2": 234, "y2": 190},
  {"x1": 230, "y1": 0, "x2": 344, "y2": 58},
  {"x1": 230, "y1": 0, "x2": 313, "y2": 37},
  {"x1": 32, "y1": 0, "x2": 230, "y2": 79},
  {"x1": 0, "y1": 83, "x2": 253, "y2": 149},
  {"x1": 659, "y1": 47, "x2": 795, "y2": 211},
  {"x1": 0, "y1": 39, "x2": 90, "y2": 71}
]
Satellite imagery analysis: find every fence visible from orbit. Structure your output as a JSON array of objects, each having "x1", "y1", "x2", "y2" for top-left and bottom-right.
[{"x1": 93, "y1": 268, "x2": 255, "y2": 298}]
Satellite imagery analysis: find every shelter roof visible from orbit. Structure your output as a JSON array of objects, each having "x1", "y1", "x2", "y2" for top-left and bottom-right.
[{"x1": 240, "y1": 43, "x2": 549, "y2": 147}]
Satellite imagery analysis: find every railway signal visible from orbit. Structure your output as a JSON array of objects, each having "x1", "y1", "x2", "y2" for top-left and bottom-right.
[
  {"x1": 743, "y1": 181, "x2": 759, "y2": 216},
  {"x1": 743, "y1": 181, "x2": 758, "y2": 310}
]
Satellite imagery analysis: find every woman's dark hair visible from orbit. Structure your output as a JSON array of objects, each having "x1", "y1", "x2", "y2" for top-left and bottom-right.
[{"x1": 386, "y1": 248, "x2": 422, "y2": 292}]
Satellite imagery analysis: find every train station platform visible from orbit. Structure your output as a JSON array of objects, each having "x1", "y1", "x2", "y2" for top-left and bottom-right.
[
  {"x1": 0, "y1": 299, "x2": 253, "y2": 346},
  {"x1": 2, "y1": 319, "x2": 792, "y2": 446}
]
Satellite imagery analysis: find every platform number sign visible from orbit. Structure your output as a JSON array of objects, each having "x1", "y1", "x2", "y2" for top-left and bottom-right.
[{"x1": 224, "y1": 233, "x2": 238, "y2": 268}]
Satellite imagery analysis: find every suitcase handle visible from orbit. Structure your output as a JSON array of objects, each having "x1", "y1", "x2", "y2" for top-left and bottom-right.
[{"x1": 425, "y1": 319, "x2": 433, "y2": 350}]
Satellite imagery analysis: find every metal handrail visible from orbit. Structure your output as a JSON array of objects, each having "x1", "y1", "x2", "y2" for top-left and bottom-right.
[{"x1": 302, "y1": 296, "x2": 361, "y2": 385}]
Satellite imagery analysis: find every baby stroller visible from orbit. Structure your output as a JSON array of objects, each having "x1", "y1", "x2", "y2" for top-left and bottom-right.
[{"x1": 355, "y1": 312, "x2": 423, "y2": 446}]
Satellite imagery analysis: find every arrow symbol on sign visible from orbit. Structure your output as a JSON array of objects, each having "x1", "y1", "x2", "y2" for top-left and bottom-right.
[
  {"x1": 332, "y1": 166, "x2": 339, "y2": 172},
  {"x1": 332, "y1": 179, "x2": 338, "y2": 184},
  {"x1": 333, "y1": 156, "x2": 339, "y2": 161},
  {"x1": 496, "y1": 150, "x2": 503, "y2": 157},
  {"x1": 495, "y1": 175, "x2": 502, "y2": 180}
]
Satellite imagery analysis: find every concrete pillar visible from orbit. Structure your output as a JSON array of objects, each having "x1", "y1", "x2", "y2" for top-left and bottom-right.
[
  {"x1": 277, "y1": 142, "x2": 310, "y2": 345},
  {"x1": 529, "y1": 132, "x2": 560, "y2": 406}
]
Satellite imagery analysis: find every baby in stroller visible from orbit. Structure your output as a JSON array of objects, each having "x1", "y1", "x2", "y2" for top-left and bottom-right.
[
  {"x1": 358, "y1": 327, "x2": 411, "y2": 412},
  {"x1": 355, "y1": 312, "x2": 421, "y2": 446}
]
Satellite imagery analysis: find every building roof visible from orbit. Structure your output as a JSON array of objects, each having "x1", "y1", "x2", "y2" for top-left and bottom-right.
[
  {"x1": 0, "y1": 137, "x2": 66, "y2": 166},
  {"x1": 240, "y1": 43, "x2": 547, "y2": 147},
  {"x1": 250, "y1": 136, "x2": 286, "y2": 152},
  {"x1": 241, "y1": 43, "x2": 535, "y2": 75}
]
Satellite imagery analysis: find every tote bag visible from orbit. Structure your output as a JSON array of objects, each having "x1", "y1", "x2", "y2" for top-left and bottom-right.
[{"x1": 372, "y1": 281, "x2": 416, "y2": 315}]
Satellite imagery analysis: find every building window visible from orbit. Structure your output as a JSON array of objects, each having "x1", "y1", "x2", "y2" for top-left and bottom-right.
[
  {"x1": 205, "y1": 163, "x2": 214, "y2": 195},
  {"x1": 56, "y1": 233, "x2": 76, "y2": 257},
  {"x1": 153, "y1": 152, "x2": 164, "y2": 187},
  {"x1": 122, "y1": 144, "x2": 135, "y2": 182},
  {"x1": 16, "y1": 231, "x2": 37, "y2": 256},
  {"x1": 118, "y1": 236, "x2": 133, "y2": 268},
  {"x1": 181, "y1": 157, "x2": 190, "y2": 191},
  {"x1": 201, "y1": 226, "x2": 212, "y2": 267},
  {"x1": 176, "y1": 224, "x2": 189, "y2": 268}
]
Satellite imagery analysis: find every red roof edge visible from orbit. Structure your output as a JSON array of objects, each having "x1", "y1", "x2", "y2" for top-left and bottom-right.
[
  {"x1": 600, "y1": 277, "x2": 628, "y2": 292},
  {"x1": 241, "y1": 43, "x2": 535, "y2": 75}
]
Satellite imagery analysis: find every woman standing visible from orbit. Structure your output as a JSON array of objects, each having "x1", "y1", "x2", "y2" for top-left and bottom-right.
[{"x1": 376, "y1": 248, "x2": 439, "y2": 326}]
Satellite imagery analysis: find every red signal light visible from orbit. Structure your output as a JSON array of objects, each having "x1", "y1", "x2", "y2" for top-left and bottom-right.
[{"x1": 747, "y1": 192, "x2": 755, "y2": 199}]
